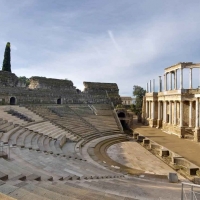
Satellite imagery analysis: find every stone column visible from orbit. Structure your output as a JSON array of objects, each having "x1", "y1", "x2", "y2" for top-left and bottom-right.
[
  {"x1": 149, "y1": 101, "x2": 151, "y2": 118},
  {"x1": 180, "y1": 101, "x2": 183, "y2": 127},
  {"x1": 163, "y1": 101, "x2": 166, "y2": 122},
  {"x1": 169, "y1": 101, "x2": 172, "y2": 124},
  {"x1": 153, "y1": 79, "x2": 155, "y2": 92},
  {"x1": 189, "y1": 101, "x2": 193, "y2": 127},
  {"x1": 189, "y1": 68, "x2": 193, "y2": 89},
  {"x1": 146, "y1": 100, "x2": 148, "y2": 118},
  {"x1": 152, "y1": 101, "x2": 155, "y2": 119},
  {"x1": 164, "y1": 74, "x2": 166, "y2": 91},
  {"x1": 146, "y1": 83, "x2": 148, "y2": 93},
  {"x1": 194, "y1": 98, "x2": 200, "y2": 142},
  {"x1": 149, "y1": 80, "x2": 152, "y2": 93},
  {"x1": 174, "y1": 101, "x2": 177, "y2": 125},
  {"x1": 180, "y1": 68, "x2": 183, "y2": 89},
  {"x1": 159, "y1": 76, "x2": 162, "y2": 92},
  {"x1": 175, "y1": 69, "x2": 177, "y2": 90},
  {"x1": 165, "y1": 73, "x2": 168, "y2": 91},
  {"x1": 158, "y1": 101, "x2": 161, "y2": 120},
  {"x1": 170, "y1": 72, "x2": 172, "y2": 90},
  {"x1": 196, "y1": 98, "x2": 199, "y2": 128}
]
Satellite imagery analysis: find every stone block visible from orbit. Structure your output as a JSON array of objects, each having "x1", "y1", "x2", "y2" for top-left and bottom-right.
[
  {"x1": 142, "y1": 139, "x2": 150, "y2": 145},
  {"x1": 159, "y1": 148, "x2": 169, "y2": 157},
  {"x1": 150, "y1": 143, "x2": 161, "y2": 150},
  {"x1": 168, "y1": 172, "x2": 178, "y2": 183},
  {"x1": 137, "y1": 135, "x2": 145, "y2": 142},
  {"x1": 133, "y1": 133, "x2": 139, "y2": 139}
]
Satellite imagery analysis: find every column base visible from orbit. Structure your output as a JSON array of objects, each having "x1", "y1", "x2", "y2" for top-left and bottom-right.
[
  {"x1": 194, "y1": 128, "x2": 200, "y2": 142},
  {"x1": 156, "y1": 119, "x2": 162, "y2": 128},
  {"x1": 149, "y1": 119, "x2": 157, "y2": 128}
]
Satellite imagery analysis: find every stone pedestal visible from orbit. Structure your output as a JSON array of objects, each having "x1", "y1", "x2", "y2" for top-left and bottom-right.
[
  {"x1": 194, "y1": 128, "x2": 200, "y2": 142},
  {"x1": 149, "y1": 119, "x2": 157, "y2": 128},
  {"x1": 168, "y1": 172, "x2": 178, "y2": 183},
  {"x1": 156, "y1": 119, "x2": 162, "y2": 128}
]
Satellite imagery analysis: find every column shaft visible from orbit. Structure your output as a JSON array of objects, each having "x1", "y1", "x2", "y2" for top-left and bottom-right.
[
  {"x1": 163, "y1": 101, "x2": 166, "y2": 122},
  {"x1": 189, "y1": 101, "x2": 192, "y2": 127},
  {"x1": 169, "y1": 101, "x2": 172, "y2": 124},
  {"x1": 180, "y1": 101, "x2": 183, "y2": 127},
  {"x1": 170, "y1": 73, "x2": 172, "y2": 90},
  {"x1": 174, "y1": 101, "x2": 177, "y2": 125},
  {"x1": 189, "y1": 68, "x2": 193, "y2": 89},
  {"x1": 180, "y1": 68, "x2": 183, "y2": 89},
  {"x1": 146, "y1": 101, "x2": 148, "y2": 118},
  {"x1": 196, "y1": 98, "x2": 199, "y2": 128},
  {"x1": 158, "y1": 101, "x2": 161, "y2": 120},
  {"x1": 146, "y1": 83, "x2": 148, "y2": 93},
  {"x1": 152, "y1": 101, "x2": 155, "y2": 119}
]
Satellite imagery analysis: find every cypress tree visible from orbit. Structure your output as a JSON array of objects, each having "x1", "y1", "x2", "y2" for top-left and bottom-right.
[{"x1": 2, "y1": 42, "x2": 11, "y2": 72}]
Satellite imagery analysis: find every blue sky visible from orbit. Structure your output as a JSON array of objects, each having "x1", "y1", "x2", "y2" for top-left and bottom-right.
[{"x1": 1, "y1": 1, "x2": 200, "y2": 96}]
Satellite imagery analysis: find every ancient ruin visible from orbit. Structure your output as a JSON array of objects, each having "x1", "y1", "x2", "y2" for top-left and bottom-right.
[{"x1": 142, "y1": 62, "x2": 200, "y2": 142}]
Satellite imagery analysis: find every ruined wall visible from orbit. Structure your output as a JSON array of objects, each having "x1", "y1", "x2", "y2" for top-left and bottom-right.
[
  {"x1": 0, "y1": 71, "x2": 18, "y2": 87},
  {"x1": 29, "y1": 77, "x2": 74, "y2": 90},
  {"x1": 83, "y1": 82, "x2": 121, "y2": 106},
  {"x1": 0, "y1": 73, "x2": 111, "y2": 105}
]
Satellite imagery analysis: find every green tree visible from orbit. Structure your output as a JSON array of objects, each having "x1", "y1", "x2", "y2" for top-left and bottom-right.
[
  {"x1": 18, "y1": 76, "x2": 30, "y2": 86},
  {"x1": 133, "y1": 85, "x2": 146, "y2": 121},
  {"x1": 2, "y1": 42, "x2": 11, "y2": 72}
]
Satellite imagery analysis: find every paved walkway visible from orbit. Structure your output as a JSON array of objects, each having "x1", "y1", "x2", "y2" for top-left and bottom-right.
[{"x1": 132, "y1": 116, "x2": 200, "y2": 167}]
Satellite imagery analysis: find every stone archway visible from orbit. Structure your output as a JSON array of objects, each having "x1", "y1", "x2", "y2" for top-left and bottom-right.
[
  {"x1": 57, "y1": 98, "x2": 61, "y2": 104},
  {"x1": 10, "y1": 97, "x2": 16, "y2": 105}
]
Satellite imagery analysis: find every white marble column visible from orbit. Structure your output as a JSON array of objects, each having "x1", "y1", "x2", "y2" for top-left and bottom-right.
[
  {"x1": 196, "y1": 98, "x2": 199, "y2": 128},
  {"x1": 180, "y1": 68, "x2": 183, "y2": 89},
  {"x1": 169, "y1": 101, "x2": 172, "y2": 124},
  {"x1": 189, "y1": 68, "x2": 193, "y2": 89},
  {"x1": 163, "y1": 101, "x2": 166, "y2": 122},
  {"x1": 152, "y1": 101, "x2": 155, "y2": 119},
  {"x1": 158, "y1": 76, "x2": 162, "y2": 92},
  {"x1": 189, "y1": 101, "x2": 193, "y2": 127},
  {"x1": 180, "y1": 101, "x2": 183, "y2": 127},
  {"x1": 146, "y1": 83, "x2": 148, "y2": 93},
  {"x1": 153, "y1": 79, "x2": 155, "y2": 92},
  {"x1": 174, "y1": 101, "x2": 177, "y2": 125},
  {"x1": 146, "y1": 100, "x2": 148, "y2": 118},
  {"x1": 170, "y1": 72, "x2": 172, "y2": 90},
  {"x1": 149, "y1": 101, "x2": 151, "y2": 118},
  {"x1": 174, "y1": 70, "x2": 177, "y2": 90},
  {"x1": 164, "y1": 74, "x2": 166, "y2": 91},
  {"x1": 158, "y1": 101, "x2": 161, "y2": 120},
  {"x1": 149, "y1": 80, "x2": 152, "y2": 93}
]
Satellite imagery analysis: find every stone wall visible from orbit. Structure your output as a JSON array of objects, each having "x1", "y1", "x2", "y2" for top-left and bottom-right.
[
  {"x1": 0, "y1": 71, "x2": 18, "y2": 87},
  {"x1": 83, "y1": 81, "x2": 121, "y2": 106},
  {"x1": 0, "y1": 73, "x2": 113, "y2": 105},
  {"x1": 29, "y1": 77, "x2": 74, "y2": 90}
]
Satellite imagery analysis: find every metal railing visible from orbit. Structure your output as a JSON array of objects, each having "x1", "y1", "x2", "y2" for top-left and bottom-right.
[{"x1": 181, "y1": 182, "x2": 200, "y2": 200}]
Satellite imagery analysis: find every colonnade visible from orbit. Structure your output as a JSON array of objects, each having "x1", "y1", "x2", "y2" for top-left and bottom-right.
[
  {"x1": 145, "y1": 98, "x2": 199, "y2": 129},
  {"x1": 146, "y1": 67, "x2": 195, "y2": 92}
]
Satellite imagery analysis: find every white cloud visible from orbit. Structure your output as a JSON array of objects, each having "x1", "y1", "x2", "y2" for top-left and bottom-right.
[{"x1": 2, "y1": 0, "x2": 200, "y2": 96}]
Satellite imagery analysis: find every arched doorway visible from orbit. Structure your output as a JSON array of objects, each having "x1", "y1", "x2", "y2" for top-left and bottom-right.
[
  {"x1": 10, "y1": 97, "x2": 16, "y2": 105},
  {"x1": 57, "y1": 98, "x2": 61, "y2": 104}
]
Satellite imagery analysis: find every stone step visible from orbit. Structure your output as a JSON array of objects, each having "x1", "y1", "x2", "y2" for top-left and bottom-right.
[
  {"x1": 21, "y1": 182, "x2": 75, "y2": 200},
  {"x1": 24, "y1": 131, "x2": 37, "y2": 149},
  {"x1": 43, "y1": 137, "x2": 53, "y2": 153},
  {"x1": 31, "y1": 134, "x2": 41, "y2": 151},
  {"x1": 0, "y1": 163, "x2": 25, "y2": 180},
  {"x1": 16, "y1": 130, "x2": 31, "y2": 148},
  {"x1": 9, "y1": 129, "x2": 27, "y2": 145},
  {"x1": 9, "y1": 187, "x2": 51, "y2": 200},
  {"x1": 0, "y1": 191, "x2": 17, "y2": 200},
  {"x1": 1, "y1": 127, "x2": 20, "y2": 144}
]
